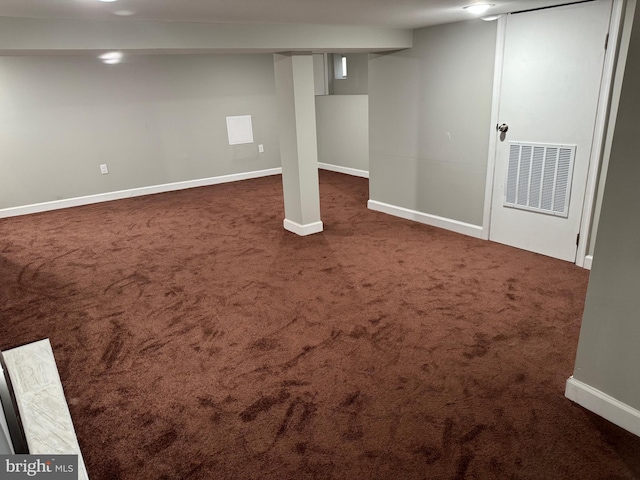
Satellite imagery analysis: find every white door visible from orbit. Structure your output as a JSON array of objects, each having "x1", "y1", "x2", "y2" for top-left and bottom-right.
[{"x1": 489, "y1": 1, "x2": 611, "y2": 262}]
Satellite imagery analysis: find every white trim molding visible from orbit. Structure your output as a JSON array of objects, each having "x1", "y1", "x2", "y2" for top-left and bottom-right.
[
  {"x1": 566, "y1": 376, "x2": 640, "y2": 438},
  {"x1": 583, "y1": 255, "x2": 594, "y2": 270},
  {"x1": 482, "y1": 13, "x2": 508, "y2": 241},
  {"x1": 576, "y1": 0, "x2": 626, "y2": 268},
  {"x1": 318, "y1": 162, "x2": 369, "y2": 178},
  {"x1": 367, "y1": 200, "x2": 484, "y2": 239},
  {"x1": 0, "y1": 168, "x2": 283, "y2": 219},
  {"x1": 283, "y1": 219, "x2": 324, "y2": 236}
]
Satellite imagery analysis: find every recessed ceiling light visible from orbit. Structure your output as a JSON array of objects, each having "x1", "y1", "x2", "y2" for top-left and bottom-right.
[
  {"x1": 481, "y1": 14, "x2": 501, "y2": 21},
  {"x1": 463, "y1": 4, "x2": 495, "y2": 14},
  {"x1": 113, "y1": 10, "x2": 135, "y2": 16},
  {"x1": 99, "y1": 51, "x2": 123, "y2": 64},
  {"x1": 98, "y1": 0, "x2": 118, "y2": 3}
]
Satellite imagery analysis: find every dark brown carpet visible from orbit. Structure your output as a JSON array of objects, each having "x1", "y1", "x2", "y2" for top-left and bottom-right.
[{"x1": 1, "y1": 170, "x2": 639, "y2": 479}]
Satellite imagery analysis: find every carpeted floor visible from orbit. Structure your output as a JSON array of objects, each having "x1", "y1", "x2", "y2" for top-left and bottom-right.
[{"x1": 1, "y1": 170, "x2": 639, "y2": 479}]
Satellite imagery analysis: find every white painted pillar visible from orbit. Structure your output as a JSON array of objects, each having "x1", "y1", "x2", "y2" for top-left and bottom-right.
[{"x1": 273, "y1": 53, "x2": 323, "y2": 236}]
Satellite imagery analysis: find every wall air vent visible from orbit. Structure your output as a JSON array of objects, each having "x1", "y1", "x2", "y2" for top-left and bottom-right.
[{"x1": 504, "y1": 142, "x2": 576, "y2": 218}]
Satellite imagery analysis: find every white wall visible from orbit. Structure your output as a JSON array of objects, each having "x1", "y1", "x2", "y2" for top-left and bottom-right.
[
  {"x1": 0, "y1": 54, "x2": 281, "y2": 209},
  {"x1": 587, "y1": 0, "x2": 637, "y2": 257},
  {"x1": 568, "y1": 0, "x2": 640, "y2": 434},
  {"x1": 368, "y1": 20, "x2": 497, "y2": 226},
  {"x1": 316, "y1": 95, "x2": 369, "y2": 173}
]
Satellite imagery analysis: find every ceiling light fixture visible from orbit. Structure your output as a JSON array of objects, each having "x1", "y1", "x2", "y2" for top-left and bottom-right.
[
  {"x1": 98, "y1": 0, "x2": 118, "y2": 3},
  {"x1": 463, "y1": 4, "x2": 495, "y2": 14},
  {"x1": 99, "y1": 51, "x2": 123, "y2": 65},
  {"x1": 481, "y1": 14, "x2": 501, "y2": 21}
]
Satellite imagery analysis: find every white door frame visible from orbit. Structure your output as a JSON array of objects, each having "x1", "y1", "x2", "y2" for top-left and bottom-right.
[{"x1": 481, "y1": 0, "x2": 626, "y2": 268}]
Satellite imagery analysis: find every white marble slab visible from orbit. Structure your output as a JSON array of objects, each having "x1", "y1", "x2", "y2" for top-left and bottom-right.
[{"x1": 3, "y1": 339, "x2": 89, "y2": 480}]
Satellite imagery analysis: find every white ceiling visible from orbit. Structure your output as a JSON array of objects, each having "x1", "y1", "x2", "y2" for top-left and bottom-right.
[{"x1": 0, "y1": 0, "x2": 578, "y2": 29}]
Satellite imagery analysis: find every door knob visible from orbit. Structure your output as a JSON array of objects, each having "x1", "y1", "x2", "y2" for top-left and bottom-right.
[{"x1": 497, "y1": 123, "x2": 509, "y2": 133}]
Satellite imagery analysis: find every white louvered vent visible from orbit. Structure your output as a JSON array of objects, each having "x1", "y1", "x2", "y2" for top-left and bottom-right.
[{"x1": 504, "y1": 142, "x2": 576, "y2": 218}]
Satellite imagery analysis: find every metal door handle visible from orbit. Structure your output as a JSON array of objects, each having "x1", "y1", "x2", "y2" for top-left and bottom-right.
[{"x1": 497, "y1": 123, "x2": 509, "y2": 133}]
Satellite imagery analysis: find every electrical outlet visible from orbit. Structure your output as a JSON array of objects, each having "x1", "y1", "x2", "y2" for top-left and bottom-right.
[
  {"x1": 100, "y1": 164, "x2": 109, "y2": 175},
  {"x1": 258, "y1": 144, "x2": 264, "y2": 153}
]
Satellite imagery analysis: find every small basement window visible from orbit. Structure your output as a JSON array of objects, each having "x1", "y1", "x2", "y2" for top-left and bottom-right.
[{"x1": 334, "y1": 54, "x2": 347, "y2": 79}]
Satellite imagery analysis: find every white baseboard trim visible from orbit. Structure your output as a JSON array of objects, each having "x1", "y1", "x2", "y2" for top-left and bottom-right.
[
  {"x1": 0, "y1": 168, "x2": 283, "y2": 219},
  {"x1": 283, "y1": 219, "x2": 324, "y2": 236},
  {"x1": 367, "y1": 199, "x2": 485, "y2": 239},
  {"x1": 583, "y1": 255, "x2": 594, "y2": 270},
  {"x1": 318, "y1": 162, "x2": 369, "y2": 179},
  {"x1": 565, "y1": 376, "x2": 640, "y2": 437}
]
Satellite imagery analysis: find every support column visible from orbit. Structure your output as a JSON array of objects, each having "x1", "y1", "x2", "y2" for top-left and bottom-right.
[{"x1": 273, "y1": 53, "x2": 323, "y2": 236}]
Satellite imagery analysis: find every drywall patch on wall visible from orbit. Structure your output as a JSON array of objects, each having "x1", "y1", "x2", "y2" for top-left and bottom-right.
[{"x1": 226, "y1": 115, "x2": 254, "y2": 145}]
